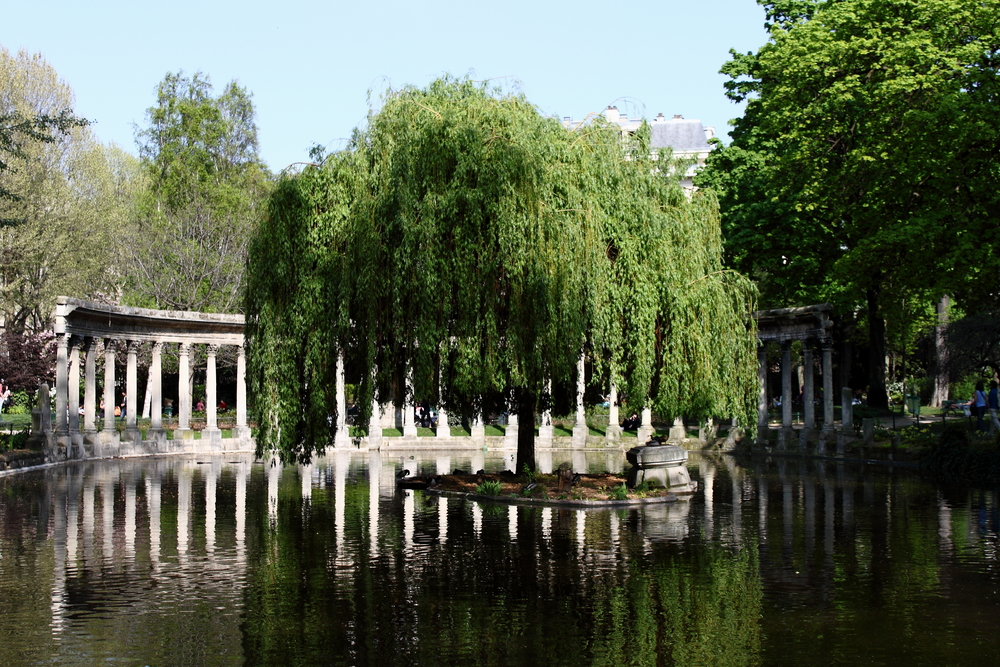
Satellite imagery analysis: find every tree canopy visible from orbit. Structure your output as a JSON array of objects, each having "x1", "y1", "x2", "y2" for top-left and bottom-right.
[
  {"x1": 124, "y1": 71, "x2": 270, "y2": 313},
  {"x1": 697, "y1": 0, "x2": 1000, "y2": 406},
  {"x1": 0, "y1": 47, "x2": 132, "y2": 332},
  {"x1": 247, "y1": 77, "x2": 758, "y2": 466}
]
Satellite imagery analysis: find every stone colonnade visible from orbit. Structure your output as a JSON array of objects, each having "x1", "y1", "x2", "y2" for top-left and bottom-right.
[
  {"x1": 37, "y1": 297, "x2": 250, "y2": 462},
  {"x1": 754, "y1": 304, "x2": 841, "y2": 446}
]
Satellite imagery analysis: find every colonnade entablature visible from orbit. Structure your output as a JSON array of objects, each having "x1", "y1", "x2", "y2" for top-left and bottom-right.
[{"x1": 32, "y1": 297, "x2": 251, "y2": 462}]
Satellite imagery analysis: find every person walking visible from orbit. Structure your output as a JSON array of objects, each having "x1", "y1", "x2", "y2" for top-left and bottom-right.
[
  {"x1": 968, "y1": 381, "x2": 988, "y2": 432},
  {"x1": 988, "y1": 380, "x2": 1000, "y2": 436}
]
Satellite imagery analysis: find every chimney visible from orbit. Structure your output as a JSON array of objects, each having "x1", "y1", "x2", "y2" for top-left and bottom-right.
[
  {"x1": 604, "y1": 105, "x2": 620, "y2": 123},
  {"x1": 654, "y1": 113, "x2": 666, "y2": 123},
  {"x1": 672, "y1": 114, "x2": 684, "y2": 120},
  {"x1": 704, "y1": 125, "x2": 715, "y2": 141}
]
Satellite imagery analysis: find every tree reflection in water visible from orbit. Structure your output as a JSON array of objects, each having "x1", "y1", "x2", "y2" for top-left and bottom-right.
[{"x1": 1, "y1": 451, "x2": 999, "y2": 666}]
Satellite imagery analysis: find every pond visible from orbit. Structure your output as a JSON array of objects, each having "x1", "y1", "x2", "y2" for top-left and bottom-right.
[{"x1": 0, "y1": 450, "x2": 998, "y2": 666}]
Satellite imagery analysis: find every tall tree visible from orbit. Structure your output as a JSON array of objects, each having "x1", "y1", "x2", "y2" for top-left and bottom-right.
[
  {"x1": 0, "y1": 47, "x2": 131, "y2": 332},
  {"x1": 125, "y1": 71, "x2": 270, "y2": 313},
  {"x1": 247, "y1": 77, "x2": 759, "y2": 466},
  {"x1": 697, "y1": 0, "x2": 1000, "y2": 408}
]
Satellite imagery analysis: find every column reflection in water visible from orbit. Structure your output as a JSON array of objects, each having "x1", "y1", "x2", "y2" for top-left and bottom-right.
[
  {"x1": 125, "y1": 465, "x2": 136, "y2": 558},
  {"x1": 335, "y1": 452, "x2": 348, "y2": 563},
  {"x1": 146, "y1": 466, "x2": 162, "y2": 567},
  {"x1": 701, "y1": 459, "x2": 715, "y2": 539},
  {"x1": 436, "y1": 456, "x2": 451, "y2": 476},
  {"x1": 51, "y1": 473, "x2": 67, "y2": 635},
  {"x1": 508, "y1": 506, "x2": 517, "y2": 541},
  {"x1": 758, "y1": 476, "x2": 769, "y2": 543},
  {"x1": 726, "y1": 458, "x2": 743, "y2": 544},
  {"x1": 267, "y1": 456, "x2": 280, "y2": 527},
  {"x1": 236, "y1": 458, "x2": 248, "y2": 565},
  {"x1": 404, "y1": 489, "x2": 415, "y2": 554},
  {"x1": 822, "y1": 461, "x2": 836, "y2": 556},
  {"x1": 438, "y1": 497, "x2": 448, "y2": 545},
  {"x1": 178, "y1": 462, "x2": 192, "y2": 561},
  {"x1": 576, "y1": 510, "x2": 586, "y2": 557},
  {"x1": 82, "y1": 470, "x2": 95, "y2": 568},
  {"x1": 542, "y1": 507, "x2": 552, "y2": 541},
  {"x1": 938, "y1": 492, "x2": 953, "y2": 553},
  {"x1": 205, "y1": 461, "x2": 218, "y2": 556},
  {"x1": 369, "y1": 450, "x2": 381, "y2": 559},
  {"x1": 803, "y1": 462, "x2": 815, "y2": 561},
  {"x1": 780, "y1": 460, "x2": 794, "y2": 562},
  {"x1": 67, "y1": 468, "x2": 80, "y2": 570},
  {"x1": 102, "y1": 471, "x2": 114, "y2": 563},
  {"x1": 300, "y1": 463, "x2": 313, "y2": 502},
  {"x1": 472, "y1": 501, "x2": 482, "y2": 537}
]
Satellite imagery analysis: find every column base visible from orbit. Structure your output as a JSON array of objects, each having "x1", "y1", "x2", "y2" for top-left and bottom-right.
[
  {"x1": 470, "y1": 424, "x2": 486, "y2": 443},
  {"x1": 605, "y1": 424, "x2": 622, "y2": 444},
  {"x1": 83, "y1": 429, "x2": 100, "y2": 457},
  {"x1": 53, "y1": 433, "x2": 72, "y2": 462},
  {"x1": 146, "y1": 428, "x2": 167, "y2": 452},
  {"x1": 504, "y1": 425, "x2": 518, "y2": 449},
  {"x1": 572, "y1": 423, "x2": 589, "y2": 448},
  {"x1": 70, "y1": 432, "x2": 85, "y2": 459},
  {"x1": 174, "y1": 428, "x2": 194, "y2": 440},
  {"x1": 334, "y1": 431, "x2": 352, "y2": 448},
  {"x1": 202, "y1": 428, "x2": 223, "y2": 451},
  {"x1": 668, "y1": 424, "x2": 686, "y2": 442},
  {"x1": 234, "y1": 426, "x2": 252, "y2": 443},
  {"x1": 122, "y1": 428, "x2": 142, "y2": 455},
  {"x1": 402, "y1": 424, "x2": 418, "y2": 437},
  {"x1": 99, "y1": 429, "x2": 120, "y2": 457},
  {"x1": 435, "y1": 426, "x2": 451, "y2": 438},
  {"x1": 637, "y1": 425, "x2": 655, "y2": 444}
]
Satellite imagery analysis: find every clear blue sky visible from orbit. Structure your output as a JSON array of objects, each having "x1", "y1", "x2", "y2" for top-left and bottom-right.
[{"x1": 2, "y1": 0, "x2": 768, "y2": 172}]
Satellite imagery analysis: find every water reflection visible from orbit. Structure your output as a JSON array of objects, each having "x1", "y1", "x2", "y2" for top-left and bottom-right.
[{"x1": 2, "y1": 450, "x2": 1000, "y2": 665}]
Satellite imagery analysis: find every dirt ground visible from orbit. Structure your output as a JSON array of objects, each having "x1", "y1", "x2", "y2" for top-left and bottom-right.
[{"x1": 402, "y1": 471, "x2": 676, "y2": 501}]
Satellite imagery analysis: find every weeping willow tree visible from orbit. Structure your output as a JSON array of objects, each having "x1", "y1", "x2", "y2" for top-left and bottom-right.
[{"x1": 247, "y1": 76, "x2": 758, "y2": 467}]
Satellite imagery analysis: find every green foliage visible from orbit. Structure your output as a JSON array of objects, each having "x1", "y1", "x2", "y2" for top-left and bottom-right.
[
  {"x1": 247, "y1": 76, "x2": 759, "y2": 463},
  {"x1": 125, "y1": 71, "x2": 271, "y2": 313},
  {"x1": 920, "y1": 424, "x2": 1000, "y2": 481},
  {"x1": 1, "y1": 47, "x2": 131, "y2": 331},
  {"x1": 6, "y1": 390, "x2": 30, "y2": 415},
  {"x1": 475, "y1": 480, "x2": 503, "y2": 496},
  {"x1": 608, "y1": 482, "x2": 629, "y2": 501},
  {"x1": 699, "y1": 0, "x2": 1000, "y2": 406},
  {"x1": 521, "y1": 464, "x2": 535, "y2": 484}
]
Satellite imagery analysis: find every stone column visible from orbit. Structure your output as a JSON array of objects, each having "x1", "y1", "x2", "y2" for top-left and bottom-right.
[
  {"x1": 236, "y1": 344, "x2": 251, "y2": 442},
  {"x1": 470, "y1": 410, "x2": 486, "y2": 444},
  {"x1": 781, "y1": 340, "x2": 792, "y2": 428},
  {"x1": 204, "y1": 344, "x2": 221, "y2": 447},
  {"x1": 402, "y1": 367, "x2": 417, "y2": 437},
  {"x1": 82, "y1": 337, "x2": 98, "y2": 455},
  {"x1": 124, "y1": 340, "x2": 140, "y2": 447},
  {"x1": 504, "y1": 412, "x2": 518, "y2": 449},
  {"x1": 67, "y1": 336, "x2": 82, "y2": 457},
  {"x1": 101, "y1": 340, "x2": 119, "y2": 450},
  {"x1": 757, "y1": 342, "x2": 768, "y2": 443},
  {"x1": 841, "y1": 387, "x2": 853, "y2": 433},
  {"x1": 334, "y1": 350, "x2": 350, "y2": 447},
  {"x1": 176, "y1": 343, "x2": 193, "y2": 439},
  {"x1": 822, "y1": 341, "x2": 834, "y2": 431},
  {"x1": 803, "y1": 341, "x2": 815, "y2": 429},
  {"x1": 669, "y1": 416, "x2": 687, "y2": 441},
  {"x1": 605, "y1": 383, "x2": 621, "y2": 443},
  {"x1": 148, "y1": 342, "x2": 165, "y2": 445},
  {"x1": 369, "y1": 394, "x2": 383, "y2": 449},
  {"x1": 54, "y1": 333, "x2": 70, "y2": 457},
  {"x1": 538, "y1": 379, "x2": 554, "y2": 446},
  {"x1": 436, "y1": 363, "x2": 450, "y2": 439},
  {"x1": 571, "y1": 353, "x2": 588, "y2": 447},
  {"x1": 637, "y1": 407, "x2": 654, "y2": 443}
]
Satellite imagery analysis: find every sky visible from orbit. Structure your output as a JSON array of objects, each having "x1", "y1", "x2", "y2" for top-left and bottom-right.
[{"x1": 1, "y1": 0, "x2": 769, "y2": 172}]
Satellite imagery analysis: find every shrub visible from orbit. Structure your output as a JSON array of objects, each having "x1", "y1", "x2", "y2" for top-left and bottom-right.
[
  {"x1": 475, "y1": 480, "x2": 502, "y2": 496},
  {"x1": 608, "y1": 483, "x2": 629, "y2": 501},
  {"x1": 6, "y1": 390, "x2": 31, "y2": 415}
]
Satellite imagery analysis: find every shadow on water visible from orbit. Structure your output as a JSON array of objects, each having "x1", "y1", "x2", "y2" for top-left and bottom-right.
[{"x1": 0, "y1": 449, "x2": 998, "y2": 666}]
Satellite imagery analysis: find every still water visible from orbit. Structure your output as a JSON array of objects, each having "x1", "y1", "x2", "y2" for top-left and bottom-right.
[{"x1": 0, "y1": 450, "x2": 998, "y2": 666}]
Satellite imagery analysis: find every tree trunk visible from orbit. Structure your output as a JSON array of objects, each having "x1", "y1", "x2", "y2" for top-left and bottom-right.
[
  {"x1": 931, "y1": 294, "x2": 950, "y2": 407},
  {"x1": 867, "y1": 286, "x2": 889, "y2": 409},
  {"x1": 516, "y1": 389, "x2": 537, "y2": 473}
]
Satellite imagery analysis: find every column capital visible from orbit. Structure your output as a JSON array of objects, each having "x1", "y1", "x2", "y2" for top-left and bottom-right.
[
  {"x1": 56, "y1": 332, "x2": 70, "y2": 349},
  {"x1": 207, "y1": 344, "x2": 220, "y2": 356},
  {"x1": 103, "y1": 338, "x2": 117, "y2": 354},
  {"x1": 127, "y1": 339, "x2": 141, "y2": 354},
  {"x1": 178, "y1": 342, "x2": 191, "y2": 355},
  {"x1": 151, "y1": 340, "x2": 164, "y2": 353},
  {"x1": 238, "y1": 344, "x2": 245, "y2": 358},
  {"x1": 780, "y1": 339, "x2": 792, "y2": 350}
]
